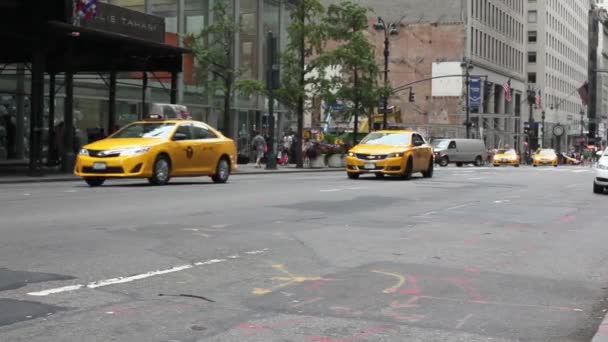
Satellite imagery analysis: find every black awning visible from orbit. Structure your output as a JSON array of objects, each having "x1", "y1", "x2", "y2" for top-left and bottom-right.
[{"x1": 44, "y1": 21, "x2": 190, "y2": 73}]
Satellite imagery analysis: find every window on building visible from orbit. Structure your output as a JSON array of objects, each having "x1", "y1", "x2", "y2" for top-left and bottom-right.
[
  {"x1": 528, "y1": 11, "x2": 537, "y2": 23},
  {"x1": 528, "y1": 31, "x2": 537, "y2": 43},
  {"x1": 528, "y1": 72, "x2": 537, "y2": 83},
  {"x1": 528, "y1": 52, "x2": 537, "y2": 63}
]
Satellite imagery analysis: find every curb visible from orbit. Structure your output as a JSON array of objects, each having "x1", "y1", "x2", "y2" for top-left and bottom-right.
[
  {"x1": 0, "y1": 168, "x2": 344, "y2": 184},
  {"x1": 592, "y1": 313, "x2": 608, "y2": 342}
]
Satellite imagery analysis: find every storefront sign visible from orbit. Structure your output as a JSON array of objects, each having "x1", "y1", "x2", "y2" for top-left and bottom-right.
[
  {"x1": 76, "y1": 2, "x2": 165, "y2": 43},
  {"x1": 469, "y1": 77, "x2": 481, "y2": 108}
]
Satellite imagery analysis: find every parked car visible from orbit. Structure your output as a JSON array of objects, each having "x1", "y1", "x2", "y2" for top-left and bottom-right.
[
  {"x1": 594, "y1": 148, "x2": 608, "y2": 194},
  {"x1": 433, "y1": 138, "x2": 487, "y2": 167}
]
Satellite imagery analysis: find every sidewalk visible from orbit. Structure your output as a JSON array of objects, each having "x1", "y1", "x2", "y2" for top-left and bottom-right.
[{"x1": 0, "y1": 164, "x2": 343, "y2": 184}]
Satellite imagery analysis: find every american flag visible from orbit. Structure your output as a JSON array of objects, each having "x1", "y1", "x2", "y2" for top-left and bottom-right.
[
  {"x1": 75, "y1": 0, "x2": 99, "y2": 21},
  {"x1": 503, "y1": 79, "x2": 512, "y2": 102},
  {"x1": 535, "y1": 90, "x2": 542, "y2": 109}
]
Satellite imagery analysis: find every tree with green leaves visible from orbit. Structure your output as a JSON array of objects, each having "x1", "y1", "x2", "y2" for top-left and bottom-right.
[
  {"x1": 276, "y1": 0, "x2": 329, "y2": 167},
  {"x1": 322, "y1": 1, "x2": 382, "y2": 146},
  {"x1": 185, "y1": 0, "x2": 264, "y2": 139}
]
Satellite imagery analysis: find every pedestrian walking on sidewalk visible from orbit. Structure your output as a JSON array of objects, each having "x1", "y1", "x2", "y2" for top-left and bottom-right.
[{"x1": 251, "y1": 131, "x2": 266, "y2": 168}]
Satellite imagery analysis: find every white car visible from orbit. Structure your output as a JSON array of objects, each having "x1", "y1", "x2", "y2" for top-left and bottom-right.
[{"x1": 594, "y1": 148, "x2": 608, "y2": 194}]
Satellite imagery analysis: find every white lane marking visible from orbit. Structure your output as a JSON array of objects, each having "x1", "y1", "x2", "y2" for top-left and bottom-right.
[
  {"x1": 64, "y1": 190, "x2": 77, "y2": 193},
  {"x1": 28, "y1": 249, "x2": 268, "y2": 297},
  {"x1": 446, "y1": 204, "x2": 468, "y2": 211},
  {"x1": 87, "y1": 264, "x2": 194, "y2": 289},
  {"x1": 573, "y1": 169, "x2": 590, "y2": 173},
  {"x1": 414, "y1": 211, "x2": 437, "y2": 218},
  {"x1": 455, "y1": 313, "x2": 473, "y2": 329},
  {"x1": 320, "y1": 189, "x2": 343, "y2": 192},
  {"x1": 467, "y1": 177, "x2": 486, "y2": 180},
  {"x1": 493, "y1": 200, "x2": 511, "y2": 204},
  {"x1": 244, "y1": 248, "x2": 270, "y2": 255}
]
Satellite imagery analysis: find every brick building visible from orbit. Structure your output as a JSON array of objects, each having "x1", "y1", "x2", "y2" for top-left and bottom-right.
[{"x1": 324, "y1": 0, "x2": 528, "y2": 149}]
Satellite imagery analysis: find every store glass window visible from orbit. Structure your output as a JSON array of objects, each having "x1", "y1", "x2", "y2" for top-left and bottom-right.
[
  {"x1": 109, "y1": 0, "x2": 145, "y2": 12},
  {"x1": 240, "y1": 0, "x2": 258, "y2": 79}
]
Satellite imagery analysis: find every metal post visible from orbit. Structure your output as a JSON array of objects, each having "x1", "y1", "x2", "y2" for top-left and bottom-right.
[
  {"x1": 177, "y1": 0, "x2": 185, "y2": 104},
  {"x1": 47, "y1": 73, "x2": 56, "y2": 166},
  {"x1": 588, "y1": 8, "x2": 599, "y2": 144},
  {"x1": 527, "y1": 87, "x2": 536, "y2": 162},
  {"x1": 29, "y1": 48, "x2": 45, "y2": 176},
  {"x1": 63, "y1": 70, "x2": 75, "y2": 173},
  {"x1": 382, "y1": 31, "x2": 389, "y2": 130},
  {"x1": 296, "y1": 2, "x2": 305, "y2": 168},
  {"x1": 141, "y1": 72, "x2": 148, "y2": 120},
  {"x1": 266, "y1": 32, "x2": 278, "y2": 170},
  {"x1": 15, "y1": 64, "x2": 25, "y2": 160},
  {"x1": 465, "y1": 62, "x2": 471, "y2": 138},
  {"x1": 541, "y1": 110, "x2": 545, "y2": 148},
  {"x1": 170, "y1": 71, "x2": 178, "y2": 104},
  {"x1": 109, "y1": 70, "x2": 117, "y2": 133},
  {"x1": 581, "y1": 109, "x2": 585, "y2": 151}
]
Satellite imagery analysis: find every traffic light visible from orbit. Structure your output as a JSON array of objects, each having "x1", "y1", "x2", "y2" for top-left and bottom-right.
[
  {"x1": 484, "y1": 81, "x2": 493, "y2": 97},
  {"x1": 408, "y1": 90, "x2": 415, "y2": 102}
]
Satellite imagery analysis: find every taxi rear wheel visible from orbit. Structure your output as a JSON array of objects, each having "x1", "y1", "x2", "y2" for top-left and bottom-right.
[
  {"x1": 148, "y1": 155, "x2": 171, "y2": 185},
  {"x1": 422, "y1": 158, "x2": 433, "y2": 178},
  {"x1": 401, "y1": 158, "x2": 413, "y2": 180},
  {"x1": 212, "y1": 157, "x2": 230, "y2": 184},
  {"x1": 84, "y1": 177, "x2": 105, "y2": 187}
]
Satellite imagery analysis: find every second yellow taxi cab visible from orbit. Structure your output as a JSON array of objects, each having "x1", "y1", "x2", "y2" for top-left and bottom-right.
[
  {"x1": 532, "y1": 148, "x2": 558, "y2": 167},
  {"x1": 493, "y1": 148, "x2": 520, "y2": 167},
  {"x1": 74, "y1": 118, "x2": 237, "y2": 186},
  {"x1": 346, "y1": 130, "x2": 434, "y2": 179}
]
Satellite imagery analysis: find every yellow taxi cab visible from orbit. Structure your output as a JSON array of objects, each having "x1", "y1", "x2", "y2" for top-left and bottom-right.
[
  {"x1": 532, "y1": 148, "x2": 558, "y2": 167},
  {"x1": 74, "y1": 117, "x2": 237, "y2": 186},
  {"x1": 493, "y1": 148, "x2": 520, "y2": 167},
  {"x1": 345, "y1": 130, "x2": 434, "y2": 179}
]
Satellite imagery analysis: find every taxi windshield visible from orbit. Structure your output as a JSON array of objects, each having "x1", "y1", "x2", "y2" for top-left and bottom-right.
[
  {"x1": 111, "y1": 123, "x2": 176, "y2": 139},
  {"x1": 432, "y1": 140, "x2": 449, "y2": 149},
  {"x1": 497, "y1": 149, "x2": 516, "y2": 155},
  {"x1": 538, "y1": 149, "x2": 555, "y2": 155},
  {"x1": 360, "y1": 132, "x2": 411, "y2": 145}
]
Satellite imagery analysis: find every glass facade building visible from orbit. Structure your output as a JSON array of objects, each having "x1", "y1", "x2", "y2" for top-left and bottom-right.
[{"x1": 0, "y1": 0, "x2": 292, "y2": 164}]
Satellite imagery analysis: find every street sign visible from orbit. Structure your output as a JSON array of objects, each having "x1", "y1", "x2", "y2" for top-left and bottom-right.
[{"x1": 469, "y1": 77, "x2": 481, "y2": 108}]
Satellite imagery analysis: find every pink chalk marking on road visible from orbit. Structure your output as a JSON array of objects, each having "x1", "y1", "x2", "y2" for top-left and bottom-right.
[
  {"x1": 559, "y1": 215, "x2": 576, "y2": 224},
  {"x1": 235, "y1": 318, "x2": 306, "y2": 337},
  {"x1": 352, "y1": 326, "x2": 388, "y2": 340},
  {"x1": 303, "y1": 278, "x2": 337, "y2": 292},
  {"x1": 441, "y1": 277, "x2": 485, "y2": 302},
  {"x1": 394, "y1": 274, "x2": 422, "y2": 295},
  {"x1": 464, "y1": 267, "x2": 481, "y2": 273},
  {"x1": 389, "y1": 296, "x2": 421, "y2": 309},
  {"x1": 464, "y1": 235, "x2": 481, "y2": 246}
]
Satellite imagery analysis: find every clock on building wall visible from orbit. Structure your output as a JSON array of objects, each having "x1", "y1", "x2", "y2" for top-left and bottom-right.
[{"x1": 553, "y1": 124, "x2": 565, "y2": 137}]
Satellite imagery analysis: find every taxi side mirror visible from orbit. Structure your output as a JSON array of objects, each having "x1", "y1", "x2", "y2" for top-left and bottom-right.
[
  {"x1": 172, "y1": 133, "x2": 188, "y2": 141},
  {"x1": 413, "y1": 140, "x2": 424, "y2": 147}
]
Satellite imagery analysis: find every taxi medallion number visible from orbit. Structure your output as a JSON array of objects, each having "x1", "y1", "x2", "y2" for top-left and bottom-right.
[{"x1": 93, "y1": 162, "x2": 107, "y2": 170}]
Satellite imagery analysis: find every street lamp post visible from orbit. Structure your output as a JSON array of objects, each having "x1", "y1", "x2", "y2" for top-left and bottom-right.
[
  {"x1": 527, "y1": 87, "x2": 536, "y2": 163},
  {"x1": 461, "y1": 58, "x2": 474, "y2": 138},
  {"x1": 374, "y1": 17, "x2": 401, "y2": 130},
  {"x1": 581, "y1": 108, "x2": 585, "y2": 152},
  {"x1": 541, "y1": 110, "x2": 546, "y2": 148}
]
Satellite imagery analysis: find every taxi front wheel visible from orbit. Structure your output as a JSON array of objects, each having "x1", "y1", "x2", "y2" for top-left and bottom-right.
[
  {"x1": 84, "y1": 177, "x2": 105, "y2": 187},
  {"x1": 148, "y1": 155, "x2": 171, "y2": 185},
  {"x1": 347, "y1": 172, "x2": 359, "y2": 179},
  {"x1": 212, "y1": 157, "x2": 230, "y2": 184}
]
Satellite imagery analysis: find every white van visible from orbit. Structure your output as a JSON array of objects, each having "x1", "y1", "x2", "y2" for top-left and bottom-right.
[{"x1": 432, "y1": 139, "x2": 487, "y2": 167}]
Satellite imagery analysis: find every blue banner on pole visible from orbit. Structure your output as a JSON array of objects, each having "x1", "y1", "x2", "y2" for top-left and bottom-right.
[{"x1": 469, "y1": 77, "x2": 481, "y2": 108}]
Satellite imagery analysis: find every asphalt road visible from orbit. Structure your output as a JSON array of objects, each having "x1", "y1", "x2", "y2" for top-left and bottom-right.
[{"x1": 0, "y1": 165, "x2": 607, "y2": 342}]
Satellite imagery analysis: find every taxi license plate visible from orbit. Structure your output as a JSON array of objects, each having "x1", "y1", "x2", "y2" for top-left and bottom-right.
[
  {"x1": 501, "y1": 159, "x2": 508, "y2": 162},
  {"x1": 93, "y1": 162, "x2": 107, "y2": 170},
  {"x1": 364, "y1": 163, "x2": 375, "y2": 170}
]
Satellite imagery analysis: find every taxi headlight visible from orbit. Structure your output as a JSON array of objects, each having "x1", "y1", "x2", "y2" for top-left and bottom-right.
[
  {"x1": 387, "y1": 152, "x2": 405, "y2": 158},
  {"x1": 79, "y1": 148, "x2": 89, "y2": 156},
  {"x1": 347, "y1": 152, "x2": 356, "y2": 157},
  {"x1": 116, "y1": 147, "x2": 151, "y2": 156}
]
